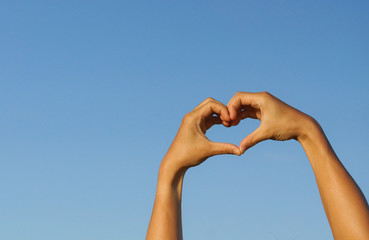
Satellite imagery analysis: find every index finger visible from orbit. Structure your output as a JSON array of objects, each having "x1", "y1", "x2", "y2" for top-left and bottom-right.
[
  {"x1": 227, "y1": 92, "x2": 262, "y2": 121},
  {"x1": 197, "y1": 100, "x2": 231, "y2": 122}
]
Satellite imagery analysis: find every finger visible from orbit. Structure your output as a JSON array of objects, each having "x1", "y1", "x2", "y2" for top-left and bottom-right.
[
  {"x1": 199, "y1": 100, "x2": 231, "y2": 123},
  {"x1": 209, "y1": 99, "x2": 232, "y2": 122},
  {"x1": 239, "y1": 126, "x2": 266, "y2": 154},
  {"x1": 230, "y1": 106, "x2": 260, "y2": 126},
  {"x1": 222, "y1": 120, "x2": 231, "y2": 127},
  {"x1": 193, "y1": 98, "x2": 231, "y2": 123},
  {"x1": 227, "y1": 92, "x2": 261, "y2": 121},
  {"x1": 193, "y1": 97, "x2": 226, "y2": 112},
  {"x1": 210, "y1": 141, "x2": 241, "y2": 156},
  {"x1": 193, "y1": 97, "x2": 212, "y2": 111},
  {"x1": 230, "y1": 116, "x2": 241, "y2": 127},
  {"x1": 205, "y1": 115, "x2": 223, "y2": 130},
  {"x1": 209, "y1": 116, "x2": 232, "y2": 128},
  {"x1": 241, "y1": 106, "x2": 259, "y2": 119}
]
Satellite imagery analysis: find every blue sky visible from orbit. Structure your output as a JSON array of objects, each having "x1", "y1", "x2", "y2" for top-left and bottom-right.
[{"x1": 1, "y1": 1, "x2": 368, "y2": 239}]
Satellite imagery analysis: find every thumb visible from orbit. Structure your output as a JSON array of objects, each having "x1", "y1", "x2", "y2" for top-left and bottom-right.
[
  {"x1": 239, "y1": 126, "x2": 266, "y2": 154},
  {"x1": 210, "y1": 142, "x2": 242, "y2": 156}
]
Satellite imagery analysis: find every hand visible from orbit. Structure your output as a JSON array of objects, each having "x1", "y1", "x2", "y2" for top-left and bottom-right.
[
  {"x1": 227, "y1": 91, "x2": 316, "y2": 153},
  {"x1": 161, "y1": 97, "x2": 241, "y2": 174}
]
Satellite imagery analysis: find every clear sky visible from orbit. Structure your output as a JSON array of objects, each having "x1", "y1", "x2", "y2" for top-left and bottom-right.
[{"x1": 1, "y1": 1, "x2": 369, "y2": 239}]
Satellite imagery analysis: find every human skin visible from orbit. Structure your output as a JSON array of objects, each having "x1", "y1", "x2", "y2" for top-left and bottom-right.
[
  {"x1": 145, "y1": 98, "x2": 241, "y2": 240},
  {"x1": 146, "y1": 92, "x2": 369, "y2": 240},
  {"x1": 227, "y1": 92, "x2": 369, "y2": 240}
]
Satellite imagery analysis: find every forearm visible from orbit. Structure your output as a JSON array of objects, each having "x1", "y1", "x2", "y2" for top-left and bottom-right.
[
  {"x1": 146, "y1": 160, "x2": 186, "y2": 240},
  {"x1": 299, "y1": 119, "x2": 369, "y2": 240},
  {"x1": 146, "y1": 98, "x2": 237, "y2": 239}
]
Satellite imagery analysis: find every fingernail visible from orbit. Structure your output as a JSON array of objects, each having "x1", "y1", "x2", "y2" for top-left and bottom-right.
[{"x1": 239, "y1": 147, "x2": 245, "y2": 154}]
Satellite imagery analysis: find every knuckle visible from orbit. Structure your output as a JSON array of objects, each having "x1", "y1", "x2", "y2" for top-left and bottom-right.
[
  {"x1": 258, "y1": 91, "x2": 272, "y2": 104},
  {"x1": 205, "y1": 99, "x2": 221, "y2": 110},
  {"x1": 205, "y1": 97, "x2": 215, "y2": 102},
  {"x1": 234, "y1": 91, "x2": 243, "y2": 97},
  {"x1": 182, "y1": 112, "x2": 195, "y2": 123},
  {"x1": 260, "y1": 91, "x2": 271, "y2": 97}
]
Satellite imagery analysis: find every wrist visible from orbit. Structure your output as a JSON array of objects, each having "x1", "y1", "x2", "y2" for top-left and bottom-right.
[
  {"x1": 297, "y1": 116, "x2": 336, "y2": 164},
  {"x1": 158, "y1": 158, "x2": 187, "y2": 187},
  {"x1": 296, "y1": 116, "x2": 323, "y2": 145}
]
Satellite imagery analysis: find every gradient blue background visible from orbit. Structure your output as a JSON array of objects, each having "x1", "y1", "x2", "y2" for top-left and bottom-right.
[{"x1": 1, "y1": 1, "x2": 368, "y2": 239}]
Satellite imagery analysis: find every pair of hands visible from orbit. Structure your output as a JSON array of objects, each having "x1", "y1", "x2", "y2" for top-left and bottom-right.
[
  {"x1": 149, "y1": 91, "x2": 369, "y2": 240},
  {"x1": 162, "y1": 92, "x2": 316, "y2": 173}
]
